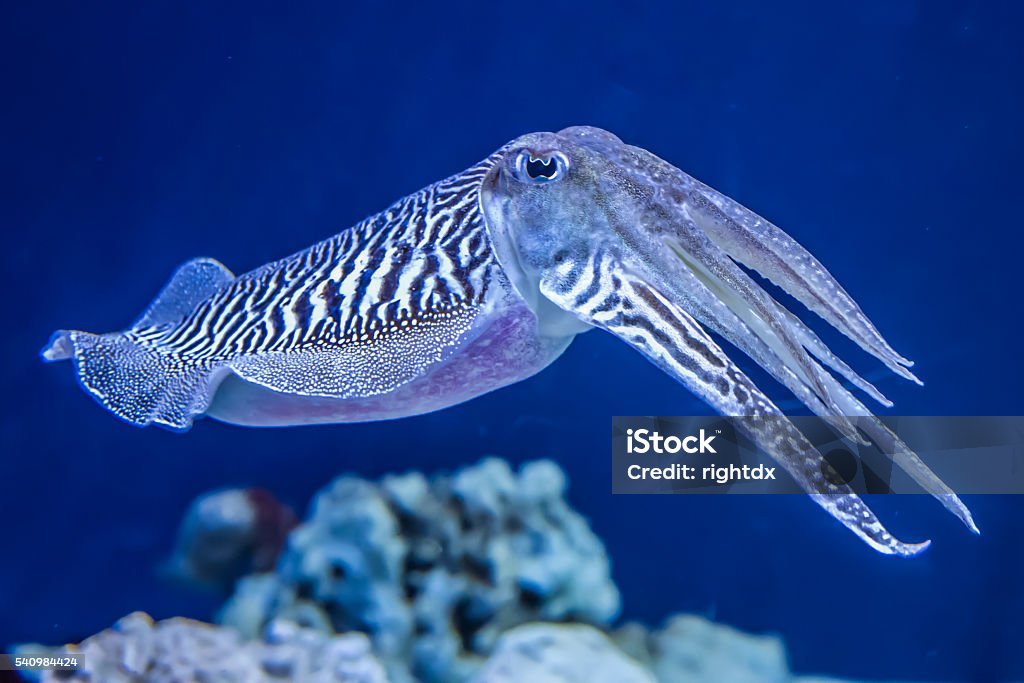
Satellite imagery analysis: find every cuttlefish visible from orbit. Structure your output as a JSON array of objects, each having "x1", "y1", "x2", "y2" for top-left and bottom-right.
[{"x1": 43, "y1": 126, "x2": 976, "y2": 555}]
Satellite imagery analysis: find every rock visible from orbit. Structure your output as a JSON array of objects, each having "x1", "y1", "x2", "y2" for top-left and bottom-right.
[{"x1": 163, "y1": 488, "x2": 296, "y2": 592}]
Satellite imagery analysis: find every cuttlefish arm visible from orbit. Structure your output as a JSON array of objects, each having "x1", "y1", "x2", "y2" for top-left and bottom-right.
[
  {"x1": 539, "y1": 251, "x2": 927, "y2": 556},
  {"x1": 688, "y1": 184, "x2": 921, "y2": 383},
  {"x1": 660, "y1": 209, "x2": 975, "y2": 531},
  {"x1": 481, "y1": 125, "x2": 975, "y2": 553},
  {"x1": 581, "y1": 128, "x2": 920, "y2": 383}
]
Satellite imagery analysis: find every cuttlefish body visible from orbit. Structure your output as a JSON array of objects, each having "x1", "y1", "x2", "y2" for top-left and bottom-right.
[{"x1": 43, "y1": 126, "x2": 975, "y2": 555}]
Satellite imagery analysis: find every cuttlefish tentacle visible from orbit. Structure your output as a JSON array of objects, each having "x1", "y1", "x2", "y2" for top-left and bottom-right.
[
  {"x1": 481, "y1": 125, "x2": 974, "y2": 551},
  {"x1": 664, "y1": 213, "x2": 866, "y2": 435},
  {"x1": 43, "y1": 124, "x2": 973, "y2": 553},
  {"x1": 649, "y1": 158, "x2": 974, "y2": 531},
  {"x1": 686, "y1": 179, "x2": 921, "y2": 383},
  {"x1": 552, "y1": 130, "x2": 880, "y2": 431},
  {"x1": 809, "y1": 374, "x2": 978, "y2": 532},
  {"x1": 551, "y1": 128, "x2": 973, "y2": 527},
  {"x1": 680, "y1": 217, "x2": 977, "y2": 532},
  {"x1": 538, "y1": 253, "x2": 926, "y2": 556},
  {"x1": 578, "y1": 124, "x2": 919, "y2": 379},
  {"x1": 620, "y1": 215, "x2": 868, "y2": 445},
  {"x1": 774, "y1": 305, "x2": 892, "y2": 407}
]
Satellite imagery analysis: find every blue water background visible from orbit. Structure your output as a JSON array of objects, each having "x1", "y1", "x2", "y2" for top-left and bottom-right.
[{"x1": 3, "y1": 2, "x2": 1022, "y2": 680}]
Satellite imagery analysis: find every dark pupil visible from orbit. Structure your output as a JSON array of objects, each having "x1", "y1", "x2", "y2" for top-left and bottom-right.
[{"x1": 525, "y1": 157, "x2": 558, "y2": 180}]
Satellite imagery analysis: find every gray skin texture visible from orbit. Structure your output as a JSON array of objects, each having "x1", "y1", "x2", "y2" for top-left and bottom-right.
[{"x1": 480, "y1": 126, "x2": 975, "y2": 556}]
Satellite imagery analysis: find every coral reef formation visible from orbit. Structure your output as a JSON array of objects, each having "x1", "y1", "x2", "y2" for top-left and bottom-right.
[
  {"x1": 26, "y1": 458, "x2": 934, "y2": 683},
  {"x1": 218, "y1": 458, "x2": 619, "y2": 682}
]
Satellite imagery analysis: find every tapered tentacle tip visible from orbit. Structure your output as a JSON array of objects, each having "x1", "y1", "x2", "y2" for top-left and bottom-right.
[
  {"x1": 901, "y1": 366, "x2": 925, "y2": 387},
  {"x1": 891, "y1": 362, "x2": 924, "y2": 386},
  {"x1": 933, "y1": 493, "x2": 979, "y2": 534},
  {"x1": 959, "y1": 508, "x2": 980, "y2": 535},
  {"x1": 892, "y1": 538, "x2": 932, "y2": 557},
  {"x1": 859, "y1": 380, "x2": 893, "y2": 408}
]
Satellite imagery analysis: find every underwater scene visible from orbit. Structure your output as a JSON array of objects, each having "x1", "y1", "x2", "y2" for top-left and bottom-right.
[{"x1": 3, "y1": 2, "x2": 1023, "y2": 682}]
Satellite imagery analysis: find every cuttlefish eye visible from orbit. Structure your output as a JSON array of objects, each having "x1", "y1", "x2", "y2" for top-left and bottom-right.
[{"x1": 512, "y1": 150, "x2": 569, "y2": 183}]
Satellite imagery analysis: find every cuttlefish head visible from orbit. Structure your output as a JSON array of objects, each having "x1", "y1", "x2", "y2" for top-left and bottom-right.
[
  {"x1": 480, "y1": 126, "x2": 667, "y2": 338},
  {"x1": 480, "y1": 125, "x2": 973, "y2": 556}
]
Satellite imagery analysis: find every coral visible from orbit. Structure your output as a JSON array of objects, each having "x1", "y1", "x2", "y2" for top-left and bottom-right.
[
  {"x1": 218, "y1": 458, "x2": 619, "y2": 683},
  {"x1": 614, "y1": 615, "x2": 790, "y2": 683},
  {"x1": 469, "y1": 623, "x2": 655, "y2": 683},
  {"x1": 27, "y1": 614, "x2": 912, "y2": 683},
  {"x1": 30, "y1": 612, "x2": 388, "y2": 683},
  {"x1": 613, "y1": 615, "x2": 923, "y2": 683},
  {"x1": 26, "y1": 457, "x2": 936, "y2": 683}
]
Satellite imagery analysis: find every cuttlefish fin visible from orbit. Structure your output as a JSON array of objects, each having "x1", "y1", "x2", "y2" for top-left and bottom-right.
[
  {"x1": 132, "y1": 257, "x2": 236, "y2": 329},
  {"x1": 538, "y1": 253, "x2": 929, "y2": 556},
  {"x1": 41, "y1": 257, "x2": 235, "y2": 430}
]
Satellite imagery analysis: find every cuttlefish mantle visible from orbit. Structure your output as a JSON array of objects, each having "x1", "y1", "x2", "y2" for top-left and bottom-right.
[{"x1": 42, "y1": 125, "x2": 976, "y2": 556}]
